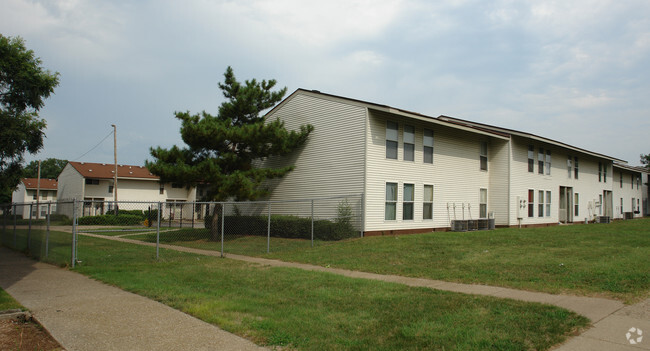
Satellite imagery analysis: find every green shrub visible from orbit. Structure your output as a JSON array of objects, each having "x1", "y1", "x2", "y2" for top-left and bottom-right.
[
  {"x1": 78, "y1": 214, "x2": 143, "y2": 225},
  {"x1": 204, "y1": 214, "x2": 357, "y2": 241}
]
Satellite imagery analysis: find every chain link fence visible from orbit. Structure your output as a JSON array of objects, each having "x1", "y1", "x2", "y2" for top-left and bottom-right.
[{"x1": 1, "y1": 194, "x2": 363, "y2": 266}]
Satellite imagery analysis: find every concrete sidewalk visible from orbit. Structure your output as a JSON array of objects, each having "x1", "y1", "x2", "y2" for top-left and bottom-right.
[{"x1": 0, "y1": 247, "x2": 266, "y2": 351}]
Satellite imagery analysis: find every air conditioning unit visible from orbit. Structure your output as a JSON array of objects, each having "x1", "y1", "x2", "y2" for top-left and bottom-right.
[
  {"x1": 488, "y1": 218, "x2": 496, "y2": 230},
  {"x1": 467, "y1": 220, "x2": 478, "y2": 231},
  {"x1": 597, "y1": 216, "x2": 611, "y2": 224},
  {"x1": 477, "y1": 219, "x2": 489, "y2": 230},
  {"x1": 451, "y1": 220, "x2": 468, "y2": 232}
]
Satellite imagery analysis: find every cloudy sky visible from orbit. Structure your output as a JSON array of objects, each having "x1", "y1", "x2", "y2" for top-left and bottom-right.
[{"x1": 2, "y1": 0, "x2": 649, "y2": 167}]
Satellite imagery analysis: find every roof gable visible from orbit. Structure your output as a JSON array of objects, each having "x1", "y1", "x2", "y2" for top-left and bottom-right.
[
  {"x1": 22, "y1": 178, "x2": 58, "y2": 190},
  {"x1": 68, "y1": 162, "x2": 159, "y2": 180}
]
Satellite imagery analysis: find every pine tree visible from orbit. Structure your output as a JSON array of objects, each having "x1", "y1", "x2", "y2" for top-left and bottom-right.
[{"x1": 146, "y1": 67, "x2": 313, "y2": 237}]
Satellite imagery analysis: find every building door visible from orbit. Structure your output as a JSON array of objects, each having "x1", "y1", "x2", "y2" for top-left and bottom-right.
[
  {"x1": 559, "y1": 186, "x2": 573, "y2": 223},
  {"x1": 603, "y1": 190, "x2": 613, "y2": 217}
]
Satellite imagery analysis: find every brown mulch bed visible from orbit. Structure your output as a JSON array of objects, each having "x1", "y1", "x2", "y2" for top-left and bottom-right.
[{"x1": 0, "y1": 317, "x2": 63, "y2": 351}]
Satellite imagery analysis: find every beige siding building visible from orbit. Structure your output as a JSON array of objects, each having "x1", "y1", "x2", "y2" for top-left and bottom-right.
[
  {"x1": 11, "y1": 178, "x2": 58, "y2": 218},
  {"x1": 57, "y1": 162, "x2": 197, "y2": 218},
  {"x1": 264, "y1": 89, "x2": 645, "y2": 235}
]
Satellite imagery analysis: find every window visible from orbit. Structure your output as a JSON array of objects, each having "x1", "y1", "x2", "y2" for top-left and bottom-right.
[
  {"x1": 159, "y1": 183, "x2": 164, "y2": 195},
  {"x1": 108, "y1": 185, "x2": 114, "y2": 194},
  {"x1": 479, "y1": 188, "x2": 487, "y2": 218},
  {"x1": 386, "y1": 121, "x2": 398, "y2": 159},
  {"x1": 620, "y1": 198, "x2": 624, "y2": 214},
  {"x1": 403, "y1": 125, "x2": 415, "y2": 161},
  {"x1": 423, "y1": 185, "x2": 433, "y2": 220},
  {"x1": 385, "y1": 183, "x2": 397, "y2": 220},
  {"x1": 632, "y1": 198, "x2": 636, "y2": 212},
  {"x1": 480, "y1": 142, "x2": 488, "y2": 171},
  {"x1": 403, "y1": 183, "x2": 414, "y2": 220},
  {"x1": 598, "y1": 162, "x2": 603, "y2": 182},
  {"x1": 631, "y1": 174, "x2": 634, "y2": 189},
  {"x1": 538, "y1": 148, "x2": 544, "y2": 174},
  {"x1": 85, "y1": 178, "x2": 99, "y2": 185},
  {"x1": 527, "y1": 145, "x2": 534, "y2": 172},
  {"x1": 599, "y1": 194, "x2": 603, "y2": 215},
  {"x1": 567, "y1": 156, "x2": 572, "y2": 178},
  {"x1": 423, "y1": 129, "x2": 433, "y2": 164},
  {"x1": 574, "y1": 157, "x2": 578, "y2": 179},
  {"x1": 538, "y1": 190, "x2": 544, "y2": 217},
  {"x1": 546, "y1": 191, "x2": 551, "y2": 217},
  {"x1": 620, "y1": 171, "x2": 623, "y2": 188},
  {"x1": 528, "y1": 189, "x2": 534, "y2": 217},
  {"x1": 604, "y1": 163, "x2": 607, "y2": 182},
  {"x1": 32, "y1": 192, "x2": 37, "y2": 200},
  {"x1": 574, "y1": 193, "x2": 579, "y2": 217},
  {"x1": 41, "y1": 191, "x2": 48, "y2": 199},
  {"x1": 546, "y1": 150, "x2": 552, "y2": 175}
]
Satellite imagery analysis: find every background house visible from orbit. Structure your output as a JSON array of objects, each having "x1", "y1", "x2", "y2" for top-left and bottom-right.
[
  {"x1": 11, "y1": 178, "x2": 58, "y2": 218},
  {"x1": 57, "y1": 162, "x2": 197, "y2": 219}
]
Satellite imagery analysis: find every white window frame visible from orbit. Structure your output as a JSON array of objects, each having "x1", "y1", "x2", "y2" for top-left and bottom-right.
[
  {"x1": 527, "y1": 145, "x2": 534, "y2": 172},
  {"x1": 538, "y1": 190, "x2": 544, "y2": 217},
  {"x1": 545, "y1": 150, "x2": 551, "y2": 175},
  {"x1": 403, "y1": 183, "x2": 415, "y2": 220},
  {"x1": 385, "y1": 182, "x2": 398, "y2": 221},
  {"x1": 546, "y1": 190, "x2": 552, "y2": 217},
  {"x1": 423, "y1": 129, "x2": 433, "y2": 164},
  {"x1": 538, "y1": 148, "x2": 544, "y2": 174},
  {"x1": 423, "y1": 184, "x2": 434, "y2": 220},
  {"x1": 403, "y1": 125, "x2": 415, "y2": 162},
  {"x1": 480, "y1": 141, "x2": 488, "y2": 171},
  {"x1": 479, "y1": 188, "x2": 488, "y2": 218},
  {"x1": 574, "y1": 193, "x2": 579, "y2": 217},
  {"x1": 386, "y1": 121, "x2": 398, "y2": 160}
]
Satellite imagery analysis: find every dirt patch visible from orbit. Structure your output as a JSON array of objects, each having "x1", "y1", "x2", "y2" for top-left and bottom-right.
[{"x1": 0, "y1": 317, "x2": 63, "y2": 351}]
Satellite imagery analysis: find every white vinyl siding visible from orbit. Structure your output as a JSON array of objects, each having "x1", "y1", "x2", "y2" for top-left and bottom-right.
[
  {"x1": 365, "y1": 110, "x2": 492, "y2": 231},
  {"x1": 262, "y1": 93, "x2": 365, "y2": 202}
]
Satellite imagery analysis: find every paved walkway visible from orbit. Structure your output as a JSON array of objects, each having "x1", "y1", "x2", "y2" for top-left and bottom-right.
[
  {"x1": 2, "y1": 234, "x2": 649, "y2": 350},
  {"x1": 0, "y1": 247, "x2": 266, "y2": 351}
]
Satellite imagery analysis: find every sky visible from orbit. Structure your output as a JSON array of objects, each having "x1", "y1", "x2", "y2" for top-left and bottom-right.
[{"x1": 2, "y1": 0, "x2": 649, "y2": 167}]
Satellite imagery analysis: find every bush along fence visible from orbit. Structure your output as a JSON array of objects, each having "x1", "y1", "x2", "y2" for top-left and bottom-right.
[{"x1": 1, "y1": 195, "x2": 363, "y2": 266}]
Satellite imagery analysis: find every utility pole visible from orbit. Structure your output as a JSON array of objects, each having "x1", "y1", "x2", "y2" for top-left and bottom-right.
[
  {"x1": 112, "y1": 124, "x2": 118, "y2": 215},
  {"x1": 35, "y1": 160, "x2": 41, "y2": 220}
]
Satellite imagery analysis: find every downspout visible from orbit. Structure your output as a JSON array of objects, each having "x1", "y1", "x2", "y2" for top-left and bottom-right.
[
  {"x1": 507, "y1": 137, "x2": 512, "y2": 227},
  {"x1": 362, "y1": 107, "x2": 369, "y2": 237}
]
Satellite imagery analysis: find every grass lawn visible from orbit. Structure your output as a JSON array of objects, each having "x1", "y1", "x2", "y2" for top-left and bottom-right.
[
  {"x1": 126, "y1": 228, "x2": 318, "y2": 255},
  {"x1": 69, "y1": 235, "x2": 587, "y2": 350},
  {"x1": 0, "y1": 288, "x2": 23, "y2": 311},
  {"x1": 261, "y1": 218, "x2": 650, "y2": 302}
]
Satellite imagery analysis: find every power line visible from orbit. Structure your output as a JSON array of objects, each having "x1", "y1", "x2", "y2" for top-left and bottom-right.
[{"x1": 72, "y1": 130, "x2": 114, "y2": 161}]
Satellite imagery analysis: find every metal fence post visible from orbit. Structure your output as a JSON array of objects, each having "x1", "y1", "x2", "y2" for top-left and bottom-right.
[
  {"x1": 311, "y1": 199, "x2": 314, "y2": 247},
  {"x1": 13, "y1": 204, "x2": 17, "y2": 248},
  {"x1": 169, "y1": 204, "x2": 172, "y2": 228},
  {"x1": 191, "y1": 203, "x2": 195, "y2": 229},
  {"x1": 220, "y1": 203, "x2": 225, "y2": 258},
  {"x1": 156, "y1": 202, "x2": 161, "y2": 260},
  {"x1": 267, "y1": 201, "x2": 271, "y2": 254},
  {"x1": 72, "y1": 200, "x2": 77, "y2": 268},
  {"x1": 27, "y1": 203, "x2": 33, "y2": 252},
  {"x1": 45, "y1": 203, "x2": 51, "y2": 258}
]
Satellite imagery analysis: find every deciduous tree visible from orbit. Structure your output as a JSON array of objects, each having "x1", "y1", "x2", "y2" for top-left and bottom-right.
[{"x1": 0, "y1": 35, "x2": 59, "y2": 203}]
